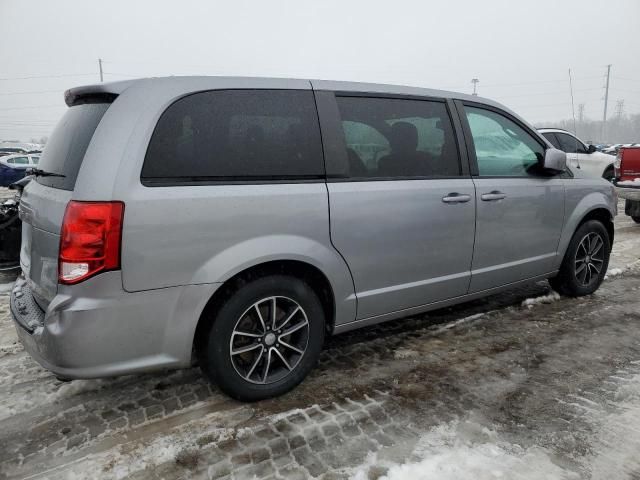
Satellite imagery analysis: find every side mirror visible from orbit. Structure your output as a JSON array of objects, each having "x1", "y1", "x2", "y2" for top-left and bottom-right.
[
  {"x1": 587, "y1": 144, "x2": 597, "y2": 154},
  {"x1": 543, "y1": 148, "x2": 567, "y2": 172}
]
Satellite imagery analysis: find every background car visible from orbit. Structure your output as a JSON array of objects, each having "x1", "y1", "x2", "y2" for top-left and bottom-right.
[
  {"x1": 0, "y1": 147, "x2": 27, "y2": 157},
  {"x1": 0, "y1": 153, "x2": 39, "y2": 187},
  {"x1": 538, "y1": 128, "x2": 615, "y2": 180}
]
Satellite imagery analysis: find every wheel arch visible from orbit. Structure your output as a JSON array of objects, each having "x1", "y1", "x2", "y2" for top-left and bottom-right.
[
  {"x1": 602, "y1": 163, "x2": 615, "y2": 179},
  {"x1": 193, "y1": 259, "x2": 338, "y2": 356},
  {"x1": 555, "y1": 197, "x2": 615, "y2": 271},
  {"x1": 577, "y1": 208, "x2": 614, "y2": 248}
]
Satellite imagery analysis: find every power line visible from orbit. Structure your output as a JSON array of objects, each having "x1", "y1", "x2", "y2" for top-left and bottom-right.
[
  {"x1": 0, "y1": 105, "x2": 63, "y2": 111},
  {"x1": 613, "y1": 76, "x2": 640, "y2": 83},
  {"x1": 102, "y1": 71, "x2": 145, "y2": 78},
  {"x1": 0, "y1": 89, "x2": 62, "y2": 96},
  {"x1": 0, "y1": 73, "x2": 94, "y2": 81},
  {"x1": 494, "y1": 87, "x2": 604, "y2": 100}
]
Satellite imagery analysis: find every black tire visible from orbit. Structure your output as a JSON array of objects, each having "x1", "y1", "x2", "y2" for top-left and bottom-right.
[
  {"x1": 549, "y1": 220, "x2": 611, "y2": 297},
  {"x1": 199, "y1": 275, "x2": 325, "y2": 401},
  {"x1": 632, "y1": 216, "x2": 640, "y2": 224}
]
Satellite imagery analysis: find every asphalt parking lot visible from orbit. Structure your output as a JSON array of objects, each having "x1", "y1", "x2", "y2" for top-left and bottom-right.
[{"x1": 1, "y1": 197, "x2": 639, "y2": 480}]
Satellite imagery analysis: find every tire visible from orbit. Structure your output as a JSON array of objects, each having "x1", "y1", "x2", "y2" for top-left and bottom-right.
[
  {"x1": 632, "y1": 216, "x2": 640, "y2": 224},
  {"x1": 199, "y1": 275, "x2": 325, "y2": 401},
  {"x1": 549, "y1": 220, "x2": 611, "y2": 297}
]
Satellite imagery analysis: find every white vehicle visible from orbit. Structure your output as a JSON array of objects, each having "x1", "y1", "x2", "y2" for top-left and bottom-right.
[
  {"x1": 0, "y1": 153, "x2": 40, "y2": 169},
  {"x1": 538, "y1": 128, "x2": 615, "y2": 180}
]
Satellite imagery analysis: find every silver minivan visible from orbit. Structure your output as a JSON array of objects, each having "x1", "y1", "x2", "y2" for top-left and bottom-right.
[{"x1": 11, "y1": 77, "x2": 616, "y2": 400}]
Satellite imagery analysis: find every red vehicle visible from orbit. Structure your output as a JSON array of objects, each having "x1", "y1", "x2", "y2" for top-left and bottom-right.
[{"x1": 615, "y1": 146, "x2": 640, "y2": 223}]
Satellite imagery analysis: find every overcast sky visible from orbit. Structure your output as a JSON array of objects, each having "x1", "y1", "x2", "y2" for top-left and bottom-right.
[{"x1": 1, "y1": 0, "x2": 639, "y2": 142}]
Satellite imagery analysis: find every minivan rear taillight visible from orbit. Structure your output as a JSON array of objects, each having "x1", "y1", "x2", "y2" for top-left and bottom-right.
[{"x1": 59, "y1": 201, "x2": 124, "y2": 285}]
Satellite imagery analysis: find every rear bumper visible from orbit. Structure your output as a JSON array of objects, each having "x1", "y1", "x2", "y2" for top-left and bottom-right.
[
  {"x1": 615, "y1": 184, "x2": 640, "y2": 201},
  {"x1": 11, "y1": 271, "x2": 220, "y2": 379}
]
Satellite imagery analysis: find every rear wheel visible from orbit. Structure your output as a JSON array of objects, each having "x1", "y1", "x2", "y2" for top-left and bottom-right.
[
  {"x1": 199, "y1": 275, "x2": 325, "y2": 401},
  {"x1": 549, "y1": 220, "x2": 610, "y2": 296},
  {"x1": 632, "y1": 216, "x2": 640, "y2": 224}
]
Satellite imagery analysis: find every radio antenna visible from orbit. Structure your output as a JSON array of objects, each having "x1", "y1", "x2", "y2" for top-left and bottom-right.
[{"x1": 568, "y1": 68, "x2": 581, "y2": 169}]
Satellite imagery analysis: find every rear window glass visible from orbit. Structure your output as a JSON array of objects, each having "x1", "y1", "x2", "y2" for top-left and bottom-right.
[
  {"x1": 141, "y1": 89, "x2": 324, "y2": 183},
  {"x1": 36, "y1": 103, "x2": 110, "y2": 190}
]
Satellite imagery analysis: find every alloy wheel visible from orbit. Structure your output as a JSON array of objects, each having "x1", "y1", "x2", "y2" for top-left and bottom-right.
[
  {"x1": 574, "y1": 232, "x2": 605, "y2": 287},
  {"x1": 229, "y1": 296, "x2": 309, "y2": 385}
]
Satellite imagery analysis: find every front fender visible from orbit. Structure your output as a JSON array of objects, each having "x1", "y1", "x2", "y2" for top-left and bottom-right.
[
  {"x1": 192, "y1": 234, "x2": 356, "y2": 327},
  {"x1": 554, "y1": 187, "x2": 616, "y2": 270}
]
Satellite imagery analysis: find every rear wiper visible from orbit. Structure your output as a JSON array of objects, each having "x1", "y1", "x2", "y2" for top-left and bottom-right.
[{"x1": 26, "y1": 168, "x2": 65, "y2": 178}]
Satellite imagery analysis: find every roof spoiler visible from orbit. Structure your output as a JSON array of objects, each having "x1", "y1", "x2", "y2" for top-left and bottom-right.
[{"x1": 64, "y1": 79, "x2": 139, "y2": 107}]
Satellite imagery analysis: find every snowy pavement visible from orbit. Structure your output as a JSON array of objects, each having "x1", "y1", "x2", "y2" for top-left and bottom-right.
[
  {"x1": 1, "y1": 202, "x2": 640, "y2": 479},
  {"x1": 0, "y1": 188, "x2": 15, "y2": 200}
]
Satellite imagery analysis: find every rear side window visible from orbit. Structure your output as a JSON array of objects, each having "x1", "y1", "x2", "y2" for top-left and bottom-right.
[
  {"x1": 142, "y1": 90, "x2": 324, "y2": 183},
  {"x1": 555, "y1": 132, "x2": 588, "y2": 154},
  {"x1": 541, "y1": 132, "x2": 561, "y2": 149},
  {"x1": 334, "y1": 96, "x2": 460, "y2": 179},
  {"x1": 36, "y1": 103, "x2": 110, "y2": 190}
]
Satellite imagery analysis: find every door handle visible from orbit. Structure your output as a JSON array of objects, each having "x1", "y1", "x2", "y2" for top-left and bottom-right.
[
  {"x1": 442, "y1": 193, "x2": 471, "y2": 204},
  {"x1": 481, "y1": 191, "x2": 507, "y2": 201}
]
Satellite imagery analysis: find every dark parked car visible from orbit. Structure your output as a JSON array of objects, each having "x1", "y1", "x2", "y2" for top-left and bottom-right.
[{"x1": 0, "y1": 154, "x2": 40, "y2": 187}]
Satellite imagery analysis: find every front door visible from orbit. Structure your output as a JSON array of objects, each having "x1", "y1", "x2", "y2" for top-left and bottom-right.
[
  {"x1": 321, "y1": 93, "x2": 476, "y2": 319},
  {"x1": 459, "y1": 103, "x2": 565, "y2": 292}
]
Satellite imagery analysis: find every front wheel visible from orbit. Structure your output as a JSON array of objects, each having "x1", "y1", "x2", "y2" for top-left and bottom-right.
[
  {"x1": 549, "y1": 220, "x2": 611, "y2": 297},
  {"x1": 199, "y1": 275, "x2": 325, "y2": 401}
]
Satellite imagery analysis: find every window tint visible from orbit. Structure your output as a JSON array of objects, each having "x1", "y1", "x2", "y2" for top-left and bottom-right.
[
  {"x1": 142, "y1": 90, "x2": 323, "y2": 182},
  {"x1": 465, "y1": 106, "x2": 544, "y2": 176},
  {"x1": 31, "y1": 156, "x2": 40, "y2": 164},
  {"x1": 36, "y1": 103, "x2": 111, "y2": 190},
  {"x1": 541, "y1": 132, "x2": 562, "y2": 149},
  {"x1": 10, "y1": 157, "x2": 28, "y2": 165},
  {"x1": 334, "y1": 96, "x2": 460, "y2": 178},
  {"x1": 555, "y1": 132, "x2": 587, "y2": 154}
]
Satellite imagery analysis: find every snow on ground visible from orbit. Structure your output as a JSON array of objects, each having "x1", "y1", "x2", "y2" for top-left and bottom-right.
[
  {"x1": 586, "y1": 371, "x2": 640, "y2": 479},
  {"x1": 352, "y1": 419, "x2": 576, "y2": 480},
  {"x1": 350, "y1": 366, "x2": 640, "y2": 480},
  {"x1": 617, "y1": 178, "x2": 640, "y2": 186},
  {"x1": 522, "y1": 291, "x2": 561, "y2": 309}
]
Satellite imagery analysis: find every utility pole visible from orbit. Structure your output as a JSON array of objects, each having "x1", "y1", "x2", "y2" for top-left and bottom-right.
[
  {"x1": 471, "y1": 78, "x2": 479, "y2": 96},
  {"x1": 98, "y1": 58, "x2": 104, "y2": 83},
  {"x1": 615, "y1": 99, "x2": 625, "y2": 121},
  {"x1": 578, "y1": 103, "x2": 585, "y2": 123},
  {"x1": 601, "y1": 64, "x2": 611, "y2": 141}
]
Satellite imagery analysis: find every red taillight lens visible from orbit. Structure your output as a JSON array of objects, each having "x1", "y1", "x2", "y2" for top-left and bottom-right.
[
  {"x1": 614, "y1": 151, "x2": 622, "y2": 178},
  {"x1": 59, "y1": 201, "x2": 124, "y2": 285}
]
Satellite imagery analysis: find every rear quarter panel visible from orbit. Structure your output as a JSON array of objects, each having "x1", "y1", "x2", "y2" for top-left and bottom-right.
[{"x1": 75, "y1": 78, "x2": 356, "y2": 328}]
